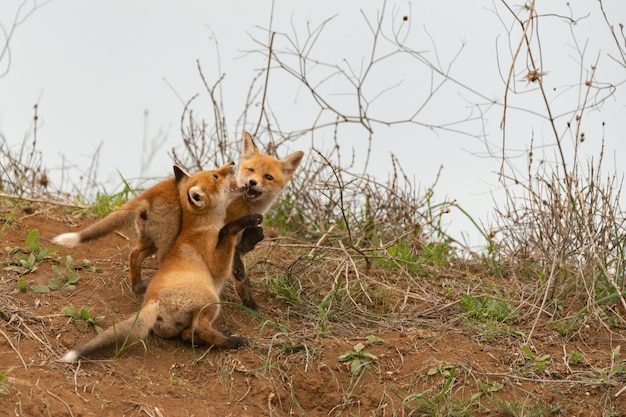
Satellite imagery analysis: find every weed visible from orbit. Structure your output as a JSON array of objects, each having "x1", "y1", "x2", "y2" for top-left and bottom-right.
[
  {"x1": 267, "y1": 273, "x2": 302, "y2": 306},
  {"x1": 366, "y1": 335, "x2": 384, "y2": 344},
  {"x1": 4, "y1": 229, "x2": 48, "y2": 274},
  {"x1": 568, "y1": 350, "x2": 584, "y2": 366},
  {"x1": 215, "y1": 353, "x2": 237, "y2": 397},
  {"x1": 476, "y1": 379, "x2": 504, "y2": 395},
  {"x1": 376, "y1": 238, "x2": 454, "y2": 277},
  {"x1": 588, "y1": 345, "x2": 625, "y2": 386},
  {"x1": 459, "y1": 291, "x2": 520, "y2": 342},
  {"x1": 400, "y1": 364, "x2": 481, "y2": 417},
  {"x1": 338, "y1": 342, "x2": 379, "y2": 376},
  {"x1": 61, "y1": 306, "x2": 104, "y2": 333},
  {"x1": 491, "y1": 397, "x2": 562, "y2": 416},
  {"x1": 168, "y1": 374, "x2": 195, "y2": 393},
  {"x1": 562, "y1": 291, "x2": 626, "y2": 334},
  {"x1": 49, "y1": 255, "x2": 81, "y2": 291},
  {"x1": 460, "y1": 291, "x2": 518, "y2": 324},
  {"x1": 0, "y1": 368, "x2": 12, "y2": 395},
  {"x1": 521, "y1": 345, "x2": 551, "y2": 372},
  {"x1": 317, "y1": 278, "x2": 341, "y2": 335},
  {"x1": 73, "y1": 172, "x2": 136, "y2": 217},
  {"x1": 265, "y1": 192, "x2": 312, "y2": 236}
]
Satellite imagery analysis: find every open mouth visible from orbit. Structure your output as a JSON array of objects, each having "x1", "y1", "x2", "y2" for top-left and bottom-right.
[
  {"x1": 244, "y1": 187, "x2": 262, "y2": 201},
  {"x1": 230, "y1": 185, "x2": 245, "y2": 193}
]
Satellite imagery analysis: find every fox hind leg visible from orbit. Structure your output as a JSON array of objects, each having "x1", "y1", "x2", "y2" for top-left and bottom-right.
[
  {"x1": 181, "y1": 304, "x2": 248, "y2": 349},
  {"x1": 230, "y1": 221, "x2": 265, "y2": 310},
  {"x1": 128, "y1": 237, "x2": 157, "y2": 294},
  {"x1": 233, "y1": 272, "x2": 260, "y2": 311}
]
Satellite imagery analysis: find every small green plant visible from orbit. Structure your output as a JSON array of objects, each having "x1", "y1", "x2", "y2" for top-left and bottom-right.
[
  {"x1": 401, "y1": 364, "x2": 482, "y2": 417},
  {"x1": 24, "y1": 256, "x2": 98, "y2": 294},
  {"x1": 168, "y1": 374, "x2": 195, "y2": 393},
  {"x1": 366, "y1": 335, "x2": 384, "y2": 344},
  {"x1": 86, "y1": 172, "x2": 136, "y2": 216},
  {"x1": 476, "y1": 379, "x2": 504, "y2": 395},
  {"x1": 317, "y1": 279, "x2": 341, "y2": 335},
  {"x1": 376, "y1": 238, "x2": 454, "y2": 277},
  {"x1": 0, "y1": 368, "x2": 12, "y2": 395},
  {"x1": 491, "y1": 397, "x2": 562, "y2": 416},
  {"x1": 338, "y1": 342, "x2": 379, "y2": 376},
  {"x1": 427, "y1": 362, "x2": 456, "y2": 378},
  {"x1": 521, "y1": 345, "x2": 550, "y2": 372},
  {"x1": 49, "y1": 255, "x2": 81, "y2": 291},
  {"x1": 61, "y1": 306, "x2": 104, "y2": 333},
  {"x1": 568, "y1": 350, "x2": 584, "y2": 366},
  {"x1": 16, "y1": 277, "x2": 27, "y2": 293},
  {"x1": 588, "y1": 345, "x2": 625, "y2": 386},
  {"x1": 4, "y1": 229, "x2": 48, "y2": 274},
  {"x1": 460, "y1": 291, "x2": 518, "y2": 324},
  {"x1": 267, "y1": 273, "x2": 302, "y2": 306}
]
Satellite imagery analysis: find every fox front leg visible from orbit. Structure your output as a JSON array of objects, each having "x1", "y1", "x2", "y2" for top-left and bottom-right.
[
  {"x1": 231, "y1": 226, "x2": 264, "y2": 281},
  {"x1": 236, "y1": 226, "x2": 265, "y2": 254}
]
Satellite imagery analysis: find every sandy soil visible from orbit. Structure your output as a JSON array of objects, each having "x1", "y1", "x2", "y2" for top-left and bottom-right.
[{"x1": 1, "y1": 202, "x2": 625, "y2": 416}]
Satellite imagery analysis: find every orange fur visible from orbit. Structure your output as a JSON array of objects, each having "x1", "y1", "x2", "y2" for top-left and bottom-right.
[
  {"x1": 52, "y1": 132, "x2": 304, "y2": 303},
  {"x1": 59, "y1": 162, "x2": 262, "y2": 363}
]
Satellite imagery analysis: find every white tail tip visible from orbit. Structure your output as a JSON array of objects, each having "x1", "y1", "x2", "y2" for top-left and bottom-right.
[
  {"x1": 52, "y1": 233, "x2": 81, "y2": 248},
  {"x1": 59, "y1": 350, "x2": 79, "y2": 363}
]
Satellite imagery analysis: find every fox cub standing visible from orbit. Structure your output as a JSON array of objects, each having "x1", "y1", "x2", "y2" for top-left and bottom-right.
[
  {"x1": 53, "y1": 132, "x2": 304, "y2": 310},
  {"x1": 60, "y1": 162, "x2": 263, "y2": 363}
]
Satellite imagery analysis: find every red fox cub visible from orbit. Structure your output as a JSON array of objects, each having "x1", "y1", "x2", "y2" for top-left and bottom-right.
[
  {"x1": 52, "y1": 132, "x2": 304, "y2": 309},
  {"x1": 60, "y1": 162, "x2": 263, "y2": 363},
  {"x1": 227, "y1": 134, "x2": 304, "y2": 310}
]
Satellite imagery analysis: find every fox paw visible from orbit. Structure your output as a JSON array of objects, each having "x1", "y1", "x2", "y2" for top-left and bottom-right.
[
  {"x1": 237, "y1": 227, "x2": 265, "y2": 253},
  {"x1": 132, "y1": 281, "x2": 148, "y2": 295},
  {"x1": 220, "y1": 330, "x2": 249, "y2": 348},
  {"x1": 242, "y1": 213, "x2": 263, "y2": 228}
]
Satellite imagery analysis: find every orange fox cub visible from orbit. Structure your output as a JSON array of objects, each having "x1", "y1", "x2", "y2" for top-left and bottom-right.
[
  {"x1": 52, "y1": 132, "x2": 304, "y2": 306},
  {"x1": 60, "y1": 162, "x2": 263, "y2": 363},
  {"x1": 227, "y1": 133, "x2": 304, "y2": 310}
]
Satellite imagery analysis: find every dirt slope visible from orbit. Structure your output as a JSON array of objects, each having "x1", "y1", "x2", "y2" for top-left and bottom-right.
[{"x1": 0, "y1": 201, "x2": 624, "y2": 416}]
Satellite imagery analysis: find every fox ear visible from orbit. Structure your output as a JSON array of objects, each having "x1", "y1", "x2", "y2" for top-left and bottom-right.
[
  {"x1": 242, "y1": 132, "x2": 260, "y2": 159},
  {"x1": 173, "y1": 165, "x2": 191, "y2": 183},
  {"x1": 187, "y1": 186, "x2": 207, "y2": 208},
  {"x1": 280, "y1": 151, "x2": 304, "y2": 176}
]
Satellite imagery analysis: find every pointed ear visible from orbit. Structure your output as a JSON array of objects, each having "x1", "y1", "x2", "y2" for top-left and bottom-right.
[
  {"x1": 280, "y1": 151, "x2": 304, "y2": 176},
  {"x1": 242, "y1": 132, "x2": 260, "y2": 159},
  {"x1": 187, "y1": 185, "x2": 206, "y2": 208},
  {"x1": 173, "y1": 165, "x2": 190, "y2": 184}
]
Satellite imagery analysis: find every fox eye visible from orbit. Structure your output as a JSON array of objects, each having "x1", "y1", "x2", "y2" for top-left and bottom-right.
[
  {"x1": 213, "y1": 174, "x2": 219, "y2": 181},
  {"x1": 265, "y1": 174, "x2": 273, "y2": 181},
  {"x1": 247, "y1": 167, "x2": 254, "y2": 173}
]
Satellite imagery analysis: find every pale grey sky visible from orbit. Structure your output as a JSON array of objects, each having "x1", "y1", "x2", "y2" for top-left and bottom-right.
[{"x1": 1, "y1": 0, "x2": 624, "y2": 248}]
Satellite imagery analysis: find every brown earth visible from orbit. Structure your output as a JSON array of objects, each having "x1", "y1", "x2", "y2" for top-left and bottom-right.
[{"x1": 1, "y1": 200, "x2": 625, "y2": 416}]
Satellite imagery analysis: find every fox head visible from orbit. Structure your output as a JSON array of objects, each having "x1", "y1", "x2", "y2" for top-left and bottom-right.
[
  {"x1": 236, "y1": 132, "x2": 304, "y2": 203},
  {"x1": 174, "y1": 161, "x2": 239, "y2": 214}
]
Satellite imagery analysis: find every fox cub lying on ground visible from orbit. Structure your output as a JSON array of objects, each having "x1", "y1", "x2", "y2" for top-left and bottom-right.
[
  {"x1": 53, "y1": 132, "x2": 304, "y2": 311},
  {"x1": 60, "y1": 162, "x2": 263, "y2": 363}
]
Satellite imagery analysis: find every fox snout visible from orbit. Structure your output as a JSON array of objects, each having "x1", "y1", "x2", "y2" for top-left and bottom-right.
[{"x1": 243, "y1": 182, "x2": 262, "y2": 201}]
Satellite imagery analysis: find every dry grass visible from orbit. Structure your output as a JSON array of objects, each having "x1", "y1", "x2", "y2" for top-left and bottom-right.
[{"x1": 1, "y1": 1, "x2": 625, "y2": 415}]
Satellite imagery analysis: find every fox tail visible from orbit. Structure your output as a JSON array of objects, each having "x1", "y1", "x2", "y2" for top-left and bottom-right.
[
  {"x1": 52, "y1": 203, "x2": 139, "y2": 247},
  {"x1": 59, "y1": 302, "x2": 159, "y2": 363}
]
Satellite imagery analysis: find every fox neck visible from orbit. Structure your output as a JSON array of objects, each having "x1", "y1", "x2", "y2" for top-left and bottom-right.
[
  {"x1": 227, "y1": 193, "x2": 277, "y2": 220},
  {"x1": 181, "y1": 207, "x2": 226, "y2": 234},
  {"x1": 247, "y1": 195, "x2": 276, "y2": 214}
]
